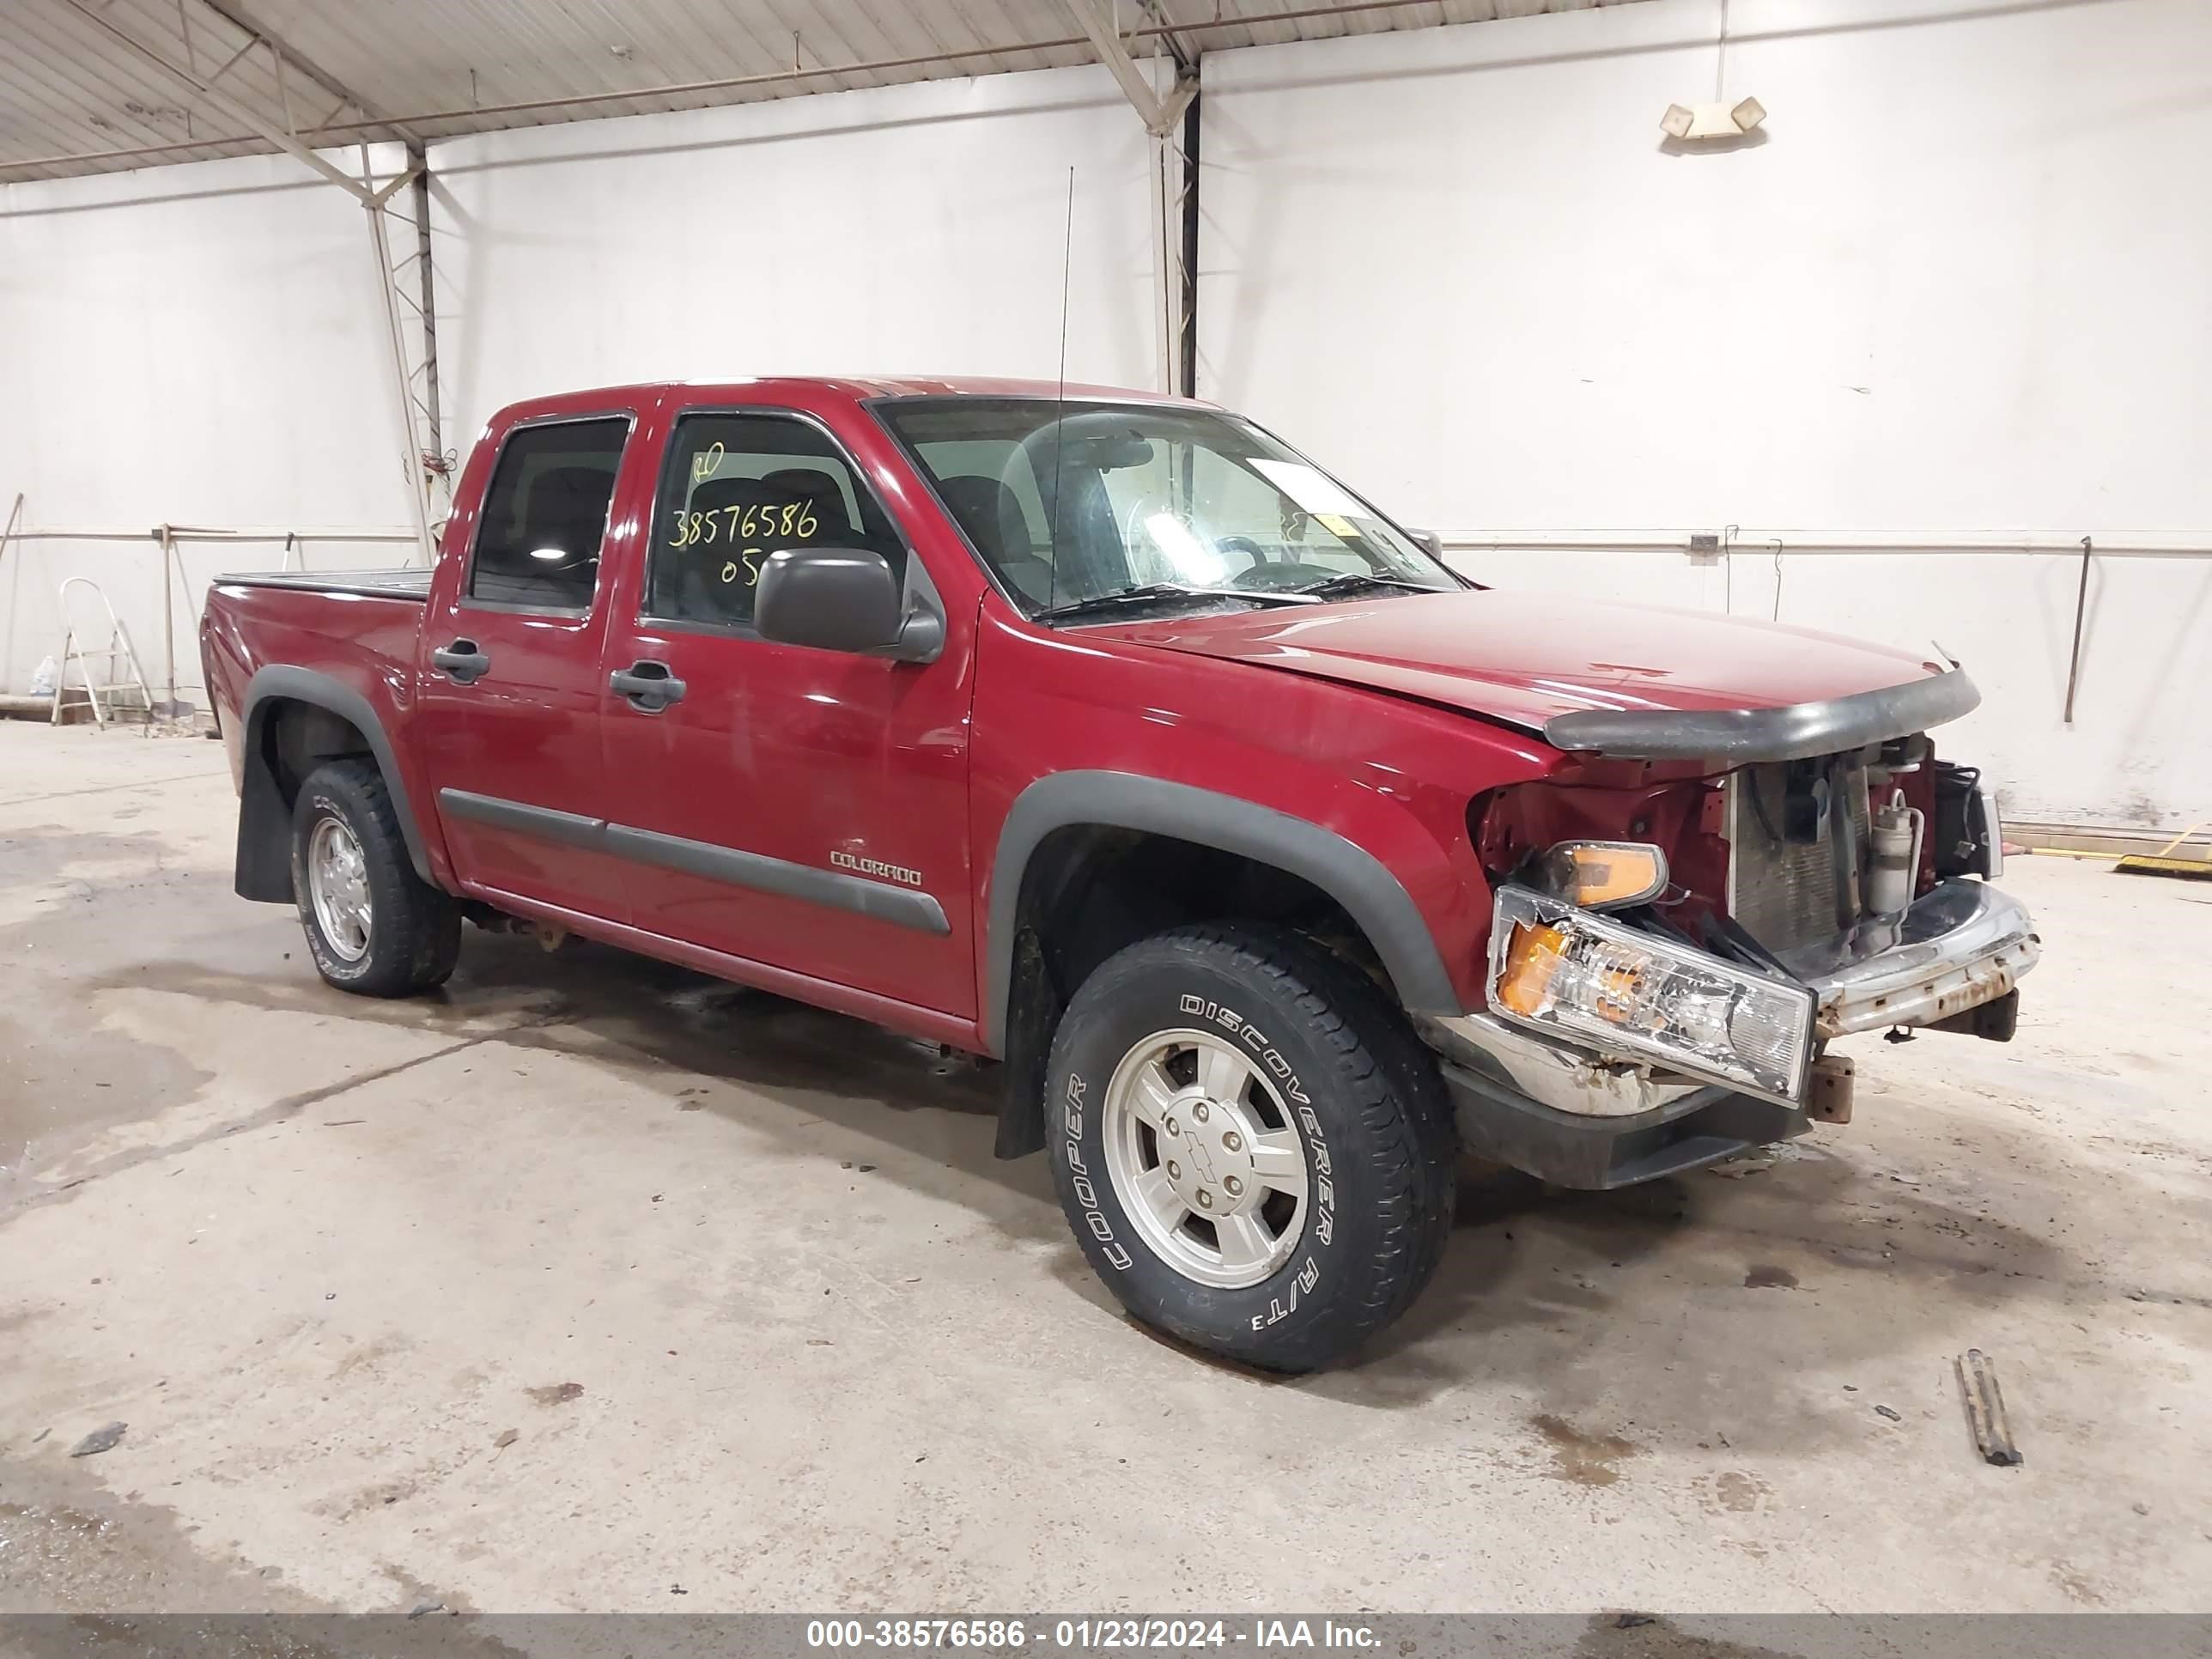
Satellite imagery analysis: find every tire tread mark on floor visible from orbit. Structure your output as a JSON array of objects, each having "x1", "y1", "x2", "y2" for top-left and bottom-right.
[
  {"x1": 0, "y1": 770, "x2": 226, "y2": 809},
  {"x1": 0, "y1": 1011, "x2": 572, "y2": 1223}
]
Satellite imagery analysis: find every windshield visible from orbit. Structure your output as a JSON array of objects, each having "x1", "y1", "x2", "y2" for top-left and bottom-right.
[{"x1": 876, "y1": 398, "x2": 1462, "y2": 618}]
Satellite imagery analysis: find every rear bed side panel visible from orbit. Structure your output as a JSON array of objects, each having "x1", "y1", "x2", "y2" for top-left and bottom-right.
[
  {"x1": 968, "y1": 606, "x2": 1565, "y2": 1052},
  {"x1": 201, "y1": 580, "x2": 456, "y2": 896}
]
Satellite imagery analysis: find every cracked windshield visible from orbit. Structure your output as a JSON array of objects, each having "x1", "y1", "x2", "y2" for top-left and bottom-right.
[{"x1": 880, "y1": 398, "x2": 1462, "y2": 619}]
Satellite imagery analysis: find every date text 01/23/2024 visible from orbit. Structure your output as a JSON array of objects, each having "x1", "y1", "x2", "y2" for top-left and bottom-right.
[{"x1": 804, "y1": 1619, "x2": 1383, "y2": 1650}]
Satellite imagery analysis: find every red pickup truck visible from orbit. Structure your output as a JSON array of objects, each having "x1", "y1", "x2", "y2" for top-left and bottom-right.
[{"x1": 203, "y1": 376, "x2": 2038, "y2": 1370}]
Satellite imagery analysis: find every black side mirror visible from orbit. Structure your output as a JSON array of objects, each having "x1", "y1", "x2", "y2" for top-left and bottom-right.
[{"x1": 755, "y1": 547, "x2": 943, "y2": 662}]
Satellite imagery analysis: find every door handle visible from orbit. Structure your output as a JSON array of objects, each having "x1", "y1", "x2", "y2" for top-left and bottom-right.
[
  {"x1": 432, "y1": 639, "x2": 491, "y2": 684},
  {"x1": 610, "y1": 659, "x2": 686, "y2": 711}
]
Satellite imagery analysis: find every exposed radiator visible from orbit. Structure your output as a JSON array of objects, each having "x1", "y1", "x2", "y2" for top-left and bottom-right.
[{"x1": 1724, "y1": 763, "x2": 1869, "y2": 956}]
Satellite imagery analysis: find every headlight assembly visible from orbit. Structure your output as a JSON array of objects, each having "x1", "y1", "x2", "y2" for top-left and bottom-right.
[{"x1": 1487, "y1": 886, "x2": 1816, "y2": 1104}]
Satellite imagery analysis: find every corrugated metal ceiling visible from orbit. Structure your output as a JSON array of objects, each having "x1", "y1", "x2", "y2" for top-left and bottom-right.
[{"x1": 1, "y1": 0, "x2": 1648, "y2": 184}]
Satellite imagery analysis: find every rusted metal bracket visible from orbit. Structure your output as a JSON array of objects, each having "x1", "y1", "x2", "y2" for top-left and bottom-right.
[
  {"x1": 1807, "y1": 1053, "x2": 1854, "y2": 1123},
  {"x1": 1956, "y1": 1348, "x2": 2023, "y2": 1467}
]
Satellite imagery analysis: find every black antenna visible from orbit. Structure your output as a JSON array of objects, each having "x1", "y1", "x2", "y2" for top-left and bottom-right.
[{"x1": 1048, "y1": 165, "x2": 1074, "y2": 612}]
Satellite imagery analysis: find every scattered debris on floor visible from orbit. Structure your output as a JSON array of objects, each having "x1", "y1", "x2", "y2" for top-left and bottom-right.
[
  {"x1": 406, "y1": 1600, "x2": 446, "y2": 1620},
  {"x1": 1708, "y1": 1150, "x2": 1777, "y2": 1178},
  {"x1": 526, "y1": 1382, "x2": 584, "y2": 1406},
  {"x1": 68, "y1": 1421, "x2": 125, "y2": 1457},
  {"x1": 1875, "y1": 1404, "x2": 1903, "y2": 1421},
  {"x1": 1743, "y1": 1264, "x2": 1799, "y2": 1289},
  {"x1": 494, "y1": 1428, "x2": 520, "y2": 1449},
  {"x1": 1956, "y1": 1349, "x2": 2023, "y2": 1467}
]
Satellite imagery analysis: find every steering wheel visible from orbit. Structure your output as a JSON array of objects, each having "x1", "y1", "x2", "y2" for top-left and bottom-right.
[{"x1": 1214, "y1": 535, "x2": 1270, "y2": 576}]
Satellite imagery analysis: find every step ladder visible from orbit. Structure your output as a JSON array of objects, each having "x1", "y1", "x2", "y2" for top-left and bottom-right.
[{"x1": 52, "y1": 577, "x2": 155, "y2": 731}]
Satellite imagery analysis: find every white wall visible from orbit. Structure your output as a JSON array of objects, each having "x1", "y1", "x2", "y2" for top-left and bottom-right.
[
  {"x1": 1199, "y1": 0, "x2": 2212, "y2": 832},
  {"x1": 0, "y1": 67, "x2": 1154, "y2": 700},
  {"x1": 0, "y1": 144, "x2": 418, "y2": 697},
  {"x1": 427, "y1": 65, "x2": 1156, "y2": 447},
  {"x1": 6, "y1": 11, "x2": 2204, "y2": 829}
]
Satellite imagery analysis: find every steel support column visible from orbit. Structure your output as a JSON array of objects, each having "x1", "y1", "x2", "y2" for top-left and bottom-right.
[
  {"x1": 1070, "y1": 0, "x2": 1198, "y2": 396},
  {"x1": 55, "y1": 0, "x2": 445, "y2": 567}
]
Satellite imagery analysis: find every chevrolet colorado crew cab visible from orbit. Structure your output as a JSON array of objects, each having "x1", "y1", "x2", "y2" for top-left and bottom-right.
[{"x1": 203, "y1": 376, "x2": 2038, "y2": 1371}]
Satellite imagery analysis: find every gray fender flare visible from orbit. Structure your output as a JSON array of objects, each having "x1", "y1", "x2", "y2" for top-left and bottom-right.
[
  {"x1": 242, "y1": 665, "x2": 436, "y2": 887},
  {"x1": 981, "y1": 770, "x2": 1461, "y2": 1054}
]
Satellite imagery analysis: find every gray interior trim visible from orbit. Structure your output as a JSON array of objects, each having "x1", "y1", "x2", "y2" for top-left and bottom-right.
[
  {"x1": 438, "y1": 788, "x2": 606, "y2": 850},
  {"x1": 982, "y1": 770, "x2": 1461, "y2": 1054},
  {"x1": 1542, "y1": 668, "x2": 1979, "y2": 762},
  {"x1": 604, "y1": 824, "x2": 951, "y2": 935},
  {"x1": 243, "y1": 665, "x2": 434, "y2": 885}
]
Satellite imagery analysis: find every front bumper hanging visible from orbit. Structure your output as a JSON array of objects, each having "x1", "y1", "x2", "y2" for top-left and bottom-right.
[
  {"x1": 1418, "y1": 877, "x2": 2040, "y2": 1189},
  {"x1": 1793, "y1": 878, "x2": 2039, "y2": 1038}
]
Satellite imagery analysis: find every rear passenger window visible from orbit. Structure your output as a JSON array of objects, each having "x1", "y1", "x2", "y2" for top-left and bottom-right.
[
  {"x1": 646, "y1": 412, "x2": 905, "y2": 629},
  {"x1": 467, "y1": 417, "x2": 629, "y2": 610}
]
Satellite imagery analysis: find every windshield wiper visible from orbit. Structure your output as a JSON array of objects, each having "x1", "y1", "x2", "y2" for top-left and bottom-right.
[
  {"x1": 1291, "y1": 571, "x2": 1452, "y2": 600},
  {"x1": 1031, "y1": 582, "x2": 1316, "y2": 623}
]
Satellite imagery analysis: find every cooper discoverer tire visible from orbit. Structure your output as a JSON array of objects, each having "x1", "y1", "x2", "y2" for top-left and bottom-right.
[
  {"x1": 1045, "y1": 922, "x2": 1456, "y2": 1371},
  {"x1": 291, "y1": 758, "x2": 461, "y2": 998}
]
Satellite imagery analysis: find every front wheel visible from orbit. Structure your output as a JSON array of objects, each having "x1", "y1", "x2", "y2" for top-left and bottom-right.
[
  {"x1": 1045, "y1": 923, "x2": 1456, "y2": 1371},
  {"x1": 291, "y1": 758, "x2": 461, "y2": 997}
]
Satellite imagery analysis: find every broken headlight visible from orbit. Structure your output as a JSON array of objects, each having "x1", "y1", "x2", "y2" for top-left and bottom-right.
[{"x1": 1486, "y1": 886, "x2": 1816, "y2": 1103}]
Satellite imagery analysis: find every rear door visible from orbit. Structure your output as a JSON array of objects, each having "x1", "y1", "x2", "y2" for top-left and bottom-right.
[
  {"x1": 596, "y1": 401, "x2": 977, "y2": 1020},
  {"x1": 414, "y1": 410, "x2": 641, "y2": 922}
]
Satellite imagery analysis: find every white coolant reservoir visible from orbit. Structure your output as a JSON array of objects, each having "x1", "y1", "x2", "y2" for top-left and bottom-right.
[{"x1": 1868, "y1": 788, "x2": 1924, "y2": 916}]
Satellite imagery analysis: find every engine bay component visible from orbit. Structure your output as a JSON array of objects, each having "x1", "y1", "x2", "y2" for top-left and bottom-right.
[
  {"x1": 1932, "y1": 762, "x2": 2003, "y2": 878},
  {"x1": 1867, "y1": 788, "x2": 1926, "y2": 917}
]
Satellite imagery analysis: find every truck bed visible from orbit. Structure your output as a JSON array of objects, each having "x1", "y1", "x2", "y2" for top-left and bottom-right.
[{"x1": 213, "y1": 568, "x2": 434, "y2": 601}]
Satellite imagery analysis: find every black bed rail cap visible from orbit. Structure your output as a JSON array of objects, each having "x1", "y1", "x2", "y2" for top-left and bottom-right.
[{"x1": 1542, "y1": 667, "x2": 1980, "y2": 763}]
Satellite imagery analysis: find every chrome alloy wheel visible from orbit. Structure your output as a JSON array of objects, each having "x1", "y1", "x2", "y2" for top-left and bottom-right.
[
  {"x1": 307, "y1": 816, "x2": 373, "y2": 962},
  {"x1": 1099, "y1": 1028, "x2": 1310, "y2": 1289}
]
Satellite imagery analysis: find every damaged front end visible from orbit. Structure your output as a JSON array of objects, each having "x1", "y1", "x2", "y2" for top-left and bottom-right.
[{"x1": 1420, "y1": 668, "x2": 2040, "y2": 1189}]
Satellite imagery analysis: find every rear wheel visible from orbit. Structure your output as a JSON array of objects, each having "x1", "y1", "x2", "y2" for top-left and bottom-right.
[
  {"x1": 291, "y1": 758, "x2": 460, "y2": 997},
  {"x1": 1045, "y1": 923, "x2": 1456, "y2": 1371}
]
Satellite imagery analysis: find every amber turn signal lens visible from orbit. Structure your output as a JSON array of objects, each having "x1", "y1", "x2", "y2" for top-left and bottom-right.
[
  {"x1": 1540, "y1": 841, "x2": 1669, "y2": 909},
  {"x1": 1495, "y1": 921, "x2": 1568, "y2": 1017}
]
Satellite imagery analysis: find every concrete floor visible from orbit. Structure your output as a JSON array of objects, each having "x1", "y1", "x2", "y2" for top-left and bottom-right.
[{"x1": 2, "y1": 720, "x2": 2209, "y2": 1616}]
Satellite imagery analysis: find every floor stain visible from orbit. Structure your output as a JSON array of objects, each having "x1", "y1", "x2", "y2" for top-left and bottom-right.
[
  {"x1": 526, "y1": 1382, "x2": 584, "y2": 1407},
  {"x1": 1742, "y1": 1265, "x2": 1799, "y2": 1290},
  {"x1": 1711, "y1": 1470, "x2": 1767, "y2": 1513},
  {"x1": 2049, "y1": 1560, "x2": 2106, "y2": 1606},
  {"x1": 1573, "y1": 1613, "x2": 1805, "y2": 1659},
  {"x1": 1532, "y1": 1413, "x2": 1641, "y2": 1486}
]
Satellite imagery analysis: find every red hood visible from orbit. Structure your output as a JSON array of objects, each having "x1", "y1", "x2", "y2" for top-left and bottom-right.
[{"x1": 1080, "y1": 590, "x2": 1948, "y2": 734}]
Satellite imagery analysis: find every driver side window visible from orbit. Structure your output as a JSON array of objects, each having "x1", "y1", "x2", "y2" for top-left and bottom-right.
[{"x1": 646, "y1": 411, "x2": 906, "y2": 629}]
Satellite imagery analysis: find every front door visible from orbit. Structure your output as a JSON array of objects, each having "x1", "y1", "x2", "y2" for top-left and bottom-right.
[
  {"x1": 413, "y1": 410, "x2": 641, "y2": 922},
  {"x1": 598, "y1": 404, "x2": 976, "y2": 1022}
]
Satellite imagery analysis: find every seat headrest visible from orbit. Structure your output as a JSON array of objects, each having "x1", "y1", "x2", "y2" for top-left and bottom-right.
[
  {"x1": 939, "y1": 475, "x2": 1027, "y2": 564},
  {"x1": 761, "y1": 468, "x2": 853, "y2": 540},
  {"x1": 690, "y1": 476, "x2": 786, "y2": 515}
]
